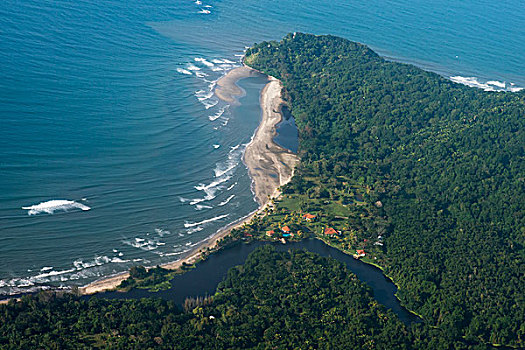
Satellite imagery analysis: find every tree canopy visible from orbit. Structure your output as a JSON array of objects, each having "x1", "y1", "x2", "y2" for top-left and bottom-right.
[{"x1": 245, "y1": 33, "x2": 524, "y2": 347}]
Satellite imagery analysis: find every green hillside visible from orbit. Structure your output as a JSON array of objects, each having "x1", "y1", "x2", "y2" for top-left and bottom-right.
[{"x1": 245, "y1": 33, "x2": 524, "y2": 347}]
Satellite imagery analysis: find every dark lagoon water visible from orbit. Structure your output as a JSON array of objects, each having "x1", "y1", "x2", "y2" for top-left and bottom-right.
[
  {"x1": 274, "y1": 106, "x2": 299, "y2": 153},
  {"x1": 1, "y1": 0, "x2": 523, "y2": 295},
  {"x1": 94, "y1": 239, "x2": 421, "y2": 325}
]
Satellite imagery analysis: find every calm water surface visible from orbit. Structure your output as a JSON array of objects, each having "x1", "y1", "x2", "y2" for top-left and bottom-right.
[{"x1": 95, "y1": 240, "x2": 421, "y2": 325}]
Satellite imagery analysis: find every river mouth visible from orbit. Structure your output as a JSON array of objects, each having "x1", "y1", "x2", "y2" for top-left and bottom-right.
[{"x1": 92, "y1": 239, "x2": 421, "y2": 325}]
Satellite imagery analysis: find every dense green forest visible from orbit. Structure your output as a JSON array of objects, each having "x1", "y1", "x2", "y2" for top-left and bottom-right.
[
  {"x1": 244, "y1": 33, "x2": 524, "y2": 347},
  {"x1": 1, "y1": 33, "x2": 523, "y2": 349},
  {"x1": 1, "y1": 247, "x2": 471, "y2": 349}
]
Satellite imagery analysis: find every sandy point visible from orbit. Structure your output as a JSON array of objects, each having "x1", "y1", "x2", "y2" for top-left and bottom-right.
[{"x1": 77, "y1": 66, "x2": 300, "y2": 296}]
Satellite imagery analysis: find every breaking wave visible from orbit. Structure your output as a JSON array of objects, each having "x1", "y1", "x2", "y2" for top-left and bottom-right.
[
  {"x1": 194, "y1": 57, "x2": 214, "y2": 67},
  {"x1": 209, "y1": 106, "x2": 227, "y2": 121},
  {"x1": 0, "y1": 253, "x2": 131, "y2": 295},
  {"x1": 449, "y1": 76, "x2": 523, "y2": 92},
  {"x1": 184, "y1": 214, "x2": 229, "y2": 228},
  {"x1": 218, "y1": 195, "x2": 235, "y2": 206},
  {"x1": 214, "y1": 144, "x2": 246, "y2": 178},
  {"x1": 176, "y1": 68, "x2": 192, "y2": 75},
  {"x1": 22, "y1": 199, "x2": 91, "y2": 215},
  {"x1": 195, "y1": 204, "x2": 213, "y2": 210}
]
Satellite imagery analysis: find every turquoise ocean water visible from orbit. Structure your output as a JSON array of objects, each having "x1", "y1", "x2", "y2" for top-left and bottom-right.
[{"x1": 0, "y1": 0, "x2": 523, "y2": 295}]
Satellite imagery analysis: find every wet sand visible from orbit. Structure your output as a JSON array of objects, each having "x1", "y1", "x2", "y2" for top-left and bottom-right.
[
  {"x1": 77, "y1": 66, "x2": 300, "y2": 295},
  {"x1": 243, "y1": 75, "x2": 300, "y2": 205},
  {"x1": 214, "y1": 66, "x2": 262, "y2": 104}
]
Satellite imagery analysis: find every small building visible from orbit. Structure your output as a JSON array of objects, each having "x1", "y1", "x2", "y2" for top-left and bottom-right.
[
  {"x1": 266, "y1": 230, "x2": 275, "y2": 237},
  {"x1": 303, "y1": 213, "x2": 316, "y2": 221},
  {"x1": 324, "y1": 227, "x2": 338, "y2": 235},
  {"x1": 281, "y1": 226, "x2": 291, "y2": 233},
  {"x1": 354, "y1": 249, "x2": 366, "y2": 259}
]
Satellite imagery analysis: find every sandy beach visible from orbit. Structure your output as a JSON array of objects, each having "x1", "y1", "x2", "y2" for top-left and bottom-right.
[
  {"x1": 214, "y1": 66, "x2": 262, "y2": 104},
  {"x1": 77, "y1": 66, "x2": 299, "y2": 296}
]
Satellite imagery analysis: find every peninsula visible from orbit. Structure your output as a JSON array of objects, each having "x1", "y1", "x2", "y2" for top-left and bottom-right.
[{"x1": 2, "y1": 33, "x2": 523, "y2": 349}]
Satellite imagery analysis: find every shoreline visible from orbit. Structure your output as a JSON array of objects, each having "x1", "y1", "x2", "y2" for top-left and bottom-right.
[{"x1": 76, "y1": 65, "x2": 299, "y2": 296}]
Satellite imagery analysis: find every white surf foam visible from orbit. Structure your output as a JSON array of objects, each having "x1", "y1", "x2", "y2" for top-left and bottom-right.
[
  {"x1": 186, "y1": 63, "x2": 201, "y2": 71},
  {"x1": 218, "y1": 195, "x2": 235, "y2": 206},
  {"x1": 186, "y1": 226, "x2": 204, "y2": 234},
  {"x1": 155, "y1": 228, "x2": 170, "y2": 237},
  {"x1": 486, "y1": 80, "x2": 506, "y2": 88},
  {"x1": 195, "y1": 204, "x2": 213, "y2": 210},
  {"x1": 213, "y1": 144, "x2": 220, "y2": 149},
  {"x1": 123, "y1": 238, "x2": 162, "y2": 251},
  {"x1": 214, "y1": 143, "x2": 246, "y2": 178},
  {"x1": 212, "y1": 59, "x2": 225, "y2": 64},
  {"x1": 190, "y1": 176, "x2": 230, "y2": 205},
  {"x1": 195, "y1": 89, "x2": 214, "y2": 101},
  {"x1": 33, "y1": 268, "x2": 76, "y2": 280},
  {"x1": 177, "y1": 68, "x2": 192, "y2": 75},
  {"x1": 227, "y1": 182, "x2": 237, "y2": 191},
  {"x1": 188, "y1": 144, "x2": 246, "y2": 205},
  {"x1": 198, "y1": 9, "x2": 211, "y2": 14},
  {"x1": 0, "y1": 249, "x2": 134, "y2": 293},
  {"x1": 219, "y1": 64, "x2": 234, "y2": 70},
  {"x1": 203, "y1": 99, "x2": 218, "y2": 109},
  {"x1": 195, "y1": 57, "x2": 214, "y2": 67},
  {"x1": 184, "y1": 214, "x2": 229, "y2": 228},
  {"x1": 209, "y1": 106, "x2": 227, "y2": 121},
  {"x1": 450, "y1": 76, "x2": 522, "y2": 92},
  {"x1": 22, "y1": 200, "x2": 91, "y2": 215},
  {"x1": 195, "y1": 71, "x2": 208, "y2": 78}
]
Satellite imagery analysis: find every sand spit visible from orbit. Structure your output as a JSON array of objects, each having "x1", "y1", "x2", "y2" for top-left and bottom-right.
[
  {"x1": 76, "y1": 67, "x2": 299, "y2": 296},
  {"x1": 214, "y1": 66, "x2": 262, "y2": 104}
]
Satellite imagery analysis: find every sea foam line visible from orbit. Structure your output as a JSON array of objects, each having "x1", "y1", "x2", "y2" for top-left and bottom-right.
[
  {"x1": 177, "y1": 68, "x2": 192, "y2": 75},
  {"x1": 209, "y1": 106, "x2": 227, "y2": 121},
  {"x1": 184, "y1": 214, "x2": 229, "y2": 228},
  {"x1": 218, "y1": 195, "x2": 235, "y2": 206},
  {"x1": 22, "y1": 199, "x2": 90, "y2": 215},
  {"x1": 195, "y1": 57, "x2": 214, "y2": 67},
  {"x1": 450, "y1": 76, "x2": 523, "y2": 92}
]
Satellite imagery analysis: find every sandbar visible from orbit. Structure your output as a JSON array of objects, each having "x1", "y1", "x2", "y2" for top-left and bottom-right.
[{"x1": 75, "y1": 66, "x2": 299, "y2": 296}]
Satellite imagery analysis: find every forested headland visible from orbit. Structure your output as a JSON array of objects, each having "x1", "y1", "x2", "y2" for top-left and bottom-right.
[
  {"x1": 243, "y1": 33, "x2": 524, "y2": 347},
  {"x1": 1, "y1": 33, "x2": 523, "y2": 349}
]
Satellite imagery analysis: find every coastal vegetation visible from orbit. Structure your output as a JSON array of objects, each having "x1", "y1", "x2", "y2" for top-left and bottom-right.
[
  {"x1": 1, "y1": 33, "x2": 523, "y2": 349},
  {"x1": 244, "y1": 33, "x2": 524, "y2": 347},
  {"x1": 0, "y1": 247, "x2": 449, "y2": 349}
]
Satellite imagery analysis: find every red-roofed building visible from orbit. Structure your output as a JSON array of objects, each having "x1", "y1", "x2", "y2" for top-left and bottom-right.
[
  {"x1": 281, "y1": 226, "x2": 291, "y2": 233},
  {"x1": 266, "y1": 230, "x2": 275, "y2": 237},
  {"x1": 303, "y1": 213, "x2": 316, "y2": 221},
  {"x1": 356, "y1": 249, "x2": 366, "y2": 256},
  {"x1": 324, "y1": 227, "x2": 338, "y2": 235}
]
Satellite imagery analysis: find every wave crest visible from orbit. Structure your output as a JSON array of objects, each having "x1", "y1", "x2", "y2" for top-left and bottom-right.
[{"x1": 22, "y1": 200, "x2": 91, "y2": 215}]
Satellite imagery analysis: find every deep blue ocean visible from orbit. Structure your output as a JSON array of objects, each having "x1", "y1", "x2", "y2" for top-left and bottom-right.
[{"x1": 1, "y1": 0, "x2": 523, "y2": 295}]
